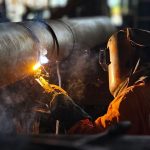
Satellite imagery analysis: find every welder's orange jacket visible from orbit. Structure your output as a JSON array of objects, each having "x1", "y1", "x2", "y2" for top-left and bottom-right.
[{"x1": 68, "y1": 79, "x2": 150, "y2": 135}]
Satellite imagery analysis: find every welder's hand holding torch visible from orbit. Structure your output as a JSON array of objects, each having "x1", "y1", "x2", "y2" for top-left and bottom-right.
[{"x1": 50, "y1": 94, "x2": 92, "y2": 130}]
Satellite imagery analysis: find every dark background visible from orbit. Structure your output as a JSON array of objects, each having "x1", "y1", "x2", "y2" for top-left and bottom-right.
[{"x1": 0, "y1": 0, "x2": 149, "y2": 134}]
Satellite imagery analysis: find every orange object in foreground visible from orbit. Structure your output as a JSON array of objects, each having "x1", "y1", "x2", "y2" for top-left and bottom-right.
[{"x1": 68, "y1": 80, "x2": 150, "y2": 135}]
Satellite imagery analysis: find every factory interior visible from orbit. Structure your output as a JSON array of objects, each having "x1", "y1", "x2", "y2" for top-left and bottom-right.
[{"x1": 0, "y1": 0, "x2": 150, "y2": 149}]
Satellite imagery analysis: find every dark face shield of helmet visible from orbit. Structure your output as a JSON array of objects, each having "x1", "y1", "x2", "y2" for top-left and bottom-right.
[{"x1": 99, "y1": 48, "x2": 111, "y2": 71}]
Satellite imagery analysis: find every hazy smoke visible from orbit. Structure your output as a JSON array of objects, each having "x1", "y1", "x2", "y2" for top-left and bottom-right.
[
  {"x1": 0, "y1": 79, "x2": 41, "y2": 134},
  {"x1": 0, "y1": 104, "x2": 15, "y2": 134},
  {"x1": 60, "y1": 47, "x2": 100, "y2": 103},
  {"x1": 0, "y1": 43, "x2": 102, "y2": 134}
]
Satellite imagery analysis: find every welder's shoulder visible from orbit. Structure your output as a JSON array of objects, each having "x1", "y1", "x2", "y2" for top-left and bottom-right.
[
  {"x1": 95, "y1": 82, "x2": 149, "y2": 130},
  {"x1": 111, "y1": 81, "x2": 149, "y2": 110}
]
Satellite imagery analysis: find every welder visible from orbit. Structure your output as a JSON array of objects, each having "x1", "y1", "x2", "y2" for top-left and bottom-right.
[{"x1": 50, "y1": 28, "x2": 150, "y2": 135}]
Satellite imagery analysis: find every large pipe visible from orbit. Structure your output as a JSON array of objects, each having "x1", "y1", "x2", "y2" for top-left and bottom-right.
[{"x1": 0, "y1": 17, "x2": 115, "y2": 87}]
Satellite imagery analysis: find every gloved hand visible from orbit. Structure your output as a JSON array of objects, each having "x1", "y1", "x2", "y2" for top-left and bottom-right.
[{"x1": 50, "y1": 93, "x2": 92, "y2": 129}]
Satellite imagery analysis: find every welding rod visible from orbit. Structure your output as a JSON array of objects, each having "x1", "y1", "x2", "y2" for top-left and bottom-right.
[{"x1": 0, "y1": 17, "x2": 115, "y2": 87}]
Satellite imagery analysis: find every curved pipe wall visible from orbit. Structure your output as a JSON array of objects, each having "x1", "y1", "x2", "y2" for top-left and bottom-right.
[{"x1": 0, "y1": 17, "x2": 115, "y2": 87}]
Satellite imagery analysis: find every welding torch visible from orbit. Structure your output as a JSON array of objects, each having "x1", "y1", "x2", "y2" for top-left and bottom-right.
[
  {"x1": 33, "y1": 65, "x2": 68, "y2": 109},
  {"x1": 33, "y1": 65, "x2": 68, "y2": 134}
]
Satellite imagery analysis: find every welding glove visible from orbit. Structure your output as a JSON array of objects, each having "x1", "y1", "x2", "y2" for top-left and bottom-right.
[{"x1": 50, "y1": 94, "x2": 92, "y2": 130}]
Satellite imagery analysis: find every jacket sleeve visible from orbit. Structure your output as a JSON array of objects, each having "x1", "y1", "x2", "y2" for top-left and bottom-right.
[{"x1": 68, "y1": 88, "x2": 139, "y2": 134}]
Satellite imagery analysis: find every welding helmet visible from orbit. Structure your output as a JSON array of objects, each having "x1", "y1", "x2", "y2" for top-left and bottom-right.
[{"x1": 99, "y1": 28, "x2": 150, "y2": 97}]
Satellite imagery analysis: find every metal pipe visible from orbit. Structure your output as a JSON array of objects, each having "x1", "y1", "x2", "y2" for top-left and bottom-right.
[
  {"x1": 0, "y1": 17, "x2": 115, "y2": 87},
  {"x1": 0, "y1": 23, "x2": 39, "y2": 86}
]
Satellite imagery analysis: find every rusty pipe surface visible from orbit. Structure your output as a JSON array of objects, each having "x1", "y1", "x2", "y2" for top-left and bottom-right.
[{"x1": 0, "y1": 17, "x2": 115, "y2": 87}]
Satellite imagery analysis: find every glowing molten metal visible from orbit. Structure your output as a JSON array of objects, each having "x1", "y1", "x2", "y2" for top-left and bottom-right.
[
  {"x1": 33, "y1": 54, "x2": 49, "y2": 71},
  {"x1": 33, "y1": 63, "x2": 41, "y2": 71}
]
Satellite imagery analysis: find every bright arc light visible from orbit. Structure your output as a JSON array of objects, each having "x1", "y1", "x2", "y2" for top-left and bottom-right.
[
  {"x1": 39, "y1": 55, "x2": 49, "y2": 65},
  {"x1": 33, "y1": 55, "x2": 49, "y2": 71},
  {"x1": 33, "y1": 62, "x2": 41, "y2": 71}
]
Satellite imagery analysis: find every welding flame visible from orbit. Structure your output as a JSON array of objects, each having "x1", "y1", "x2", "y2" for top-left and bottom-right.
[
  {"x1": 33, "y1": 55, "x2": 49, "y2": 71},
  {"x1": 33, "y1": 62, "x2": 41, "y2": 71}
]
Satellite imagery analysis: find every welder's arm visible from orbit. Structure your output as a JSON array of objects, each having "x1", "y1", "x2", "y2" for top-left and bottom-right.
[
  {"x1": 50, "y1": 92, "x2": 133, "y2": 134},
  {"x1": 68, "y1": 92, "x2": 134, "y2": 134},
  {"x1": 50, "y1": 94, "x2": 124, "y2": 134},
  {"x1": 50, "y1": 94, "x2": 92, "y2": 130}
]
